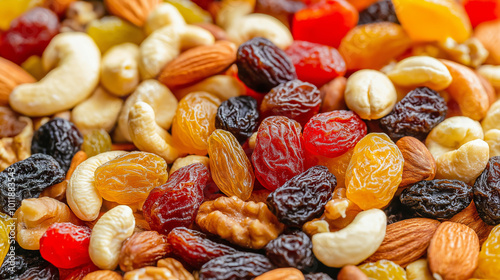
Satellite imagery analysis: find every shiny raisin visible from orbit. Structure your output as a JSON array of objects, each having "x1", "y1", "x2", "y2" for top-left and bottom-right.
[
  {"x1": 252, "y1": 116, "x2": 306, "y2": 191},
  {"x1": 265, "y1": 231, "x2": 315, "y2": 271},
  {"x1": 0, "y1": 106, "x2": 27, "y2": 138},
  {"x1": 358, "y1": 0, "x2": 399, "y2": 25},
  {"x1": 236, "y1": 37, "x2": 297, "y2": 93},
  {"x1": 0, "y1": 154, "x2": 64, "y2": 215},
  {"x1": 261, "y1": 80, "x2": 322, "y2": 127},
  {"x1": 143, "y1": 163, "x2": 209, "y2": 235},
  {"x1": 267, "y1": 166, "x2": 337, "y2": 227},
  {"x1": 304, "y1": 272, "x2": 334, "y2": 280},
  {"x1": 167, "y1": 227, "x2": 240, "y2": 270},
  {"x1": 215, "y1": 96, "x2": 259, "y2": 143},
  {"x1": 379, "y1": 87, "x2": 447, "y2": 141},
  {"x1": 474, "y1": 156, "x2": 500, "y2": 225},
  {"x1": 400, "y1": 179, "x2": 473, "y2": 220},
  {"x1": 0, "y1": 244, "x2": 57, "y2": 280},
  {"x1": 199, "y1": 252, "x2": 274, "y2": 280},
  {"x1": 31, "y1": 118, "x2": 83, "y2": 172},
  {"x1": 81, "y1": 129, "x2": 111, "y2": 157}
]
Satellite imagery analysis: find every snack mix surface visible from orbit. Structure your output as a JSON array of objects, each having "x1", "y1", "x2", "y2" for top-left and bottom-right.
[{"x1": 0, "y1": 0, "x2": 500, "y2": 279}]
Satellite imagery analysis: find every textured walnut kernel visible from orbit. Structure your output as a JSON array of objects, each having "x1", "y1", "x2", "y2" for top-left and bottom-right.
[
  {"x1": 196, "y1": 196, "x2": 284, "y2": 249},
  {"x1": 157, "y1": 258, "x2": 194, "y2": 280},
  {"x1": 119, "y1": 231, "x2": 170, "y2": 271},
  {"x1": 123, "y1": 267, "x2": 178, "y2": 280},
  {"x1": 0, "y1": 117, "x2": 32, "y2": 171},
  {"x1": 82, "y1": 270, "x2": 123, "y2": 280}
]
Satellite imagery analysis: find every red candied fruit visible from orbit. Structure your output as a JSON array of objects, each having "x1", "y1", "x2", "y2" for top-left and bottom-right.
[
  {"x1": 39, "y1": 223, "x2": 92, "y2": 269},
  {"x1": 303, "y1": 110, "x2": 367, "y2": 158},
  {"x1": 463, "y1": 0, "x2": 500, "y2": 27}
]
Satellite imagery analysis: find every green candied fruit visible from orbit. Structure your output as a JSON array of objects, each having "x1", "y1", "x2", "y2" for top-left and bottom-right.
[
  {"x1": 82, "y1": 129, "x2": 112, "y2": 157},
  {"x1": 86, "y1": 16, "x2": 145, "y2": 53},
  {"x1": 166, "y1": 0, "x2": 212, "y2": 24}
]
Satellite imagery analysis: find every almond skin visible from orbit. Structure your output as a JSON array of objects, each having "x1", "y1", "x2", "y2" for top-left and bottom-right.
[
  {"x1": 449, "y1": 202, "x2": 493, "y2": 246},
  {"x1": 254, "y1": 268, "x2": 304, "y2": 280},
  {"x1": 364, "y1": 218, "x2": 440, "y2": 267},
  {"x1": 396, "y1": 136, "x2": 436, "y2": 188},
  {"x1": 337, "y1": 265, "x2": 368, "y2": 280},
  {"x1": 105, "y1": 0, "x2": 159, "y2": 26},
  {"x1": 428, "y1": 221, "x2": 480, "y2": 280},
  {"x1": 0, "y1": 57, "x2": 36, "y2": 106}
]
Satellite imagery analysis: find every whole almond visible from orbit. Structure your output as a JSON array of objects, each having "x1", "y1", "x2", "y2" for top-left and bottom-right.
[
  {"x1": 159, "y1": 41, "x2": 237, "y2": 88},
  {"x1": 337, "y1": 265, "x2": 368, "y2": 280},
  {"x1": 396, "y1": 136, "x2": 436, "y2": 188},
  {"x1": 428, "y1": 221, "x2": 480, "y2": 280},
  {"x1": 450, "y1": 202, "x2": 493, "y2": 245},
  {"x1": 118, "y1": 231, "x2": 169, "y2": 271},
  {"x1": 105, "y1": 0, "x2": 159, "y2": 26},
  {"x1": 254, "y1": 268, "x2": 304, "y2": 280},
  {"x1": 82, "y1": 270, "x2": 122, "y2": 280},
  {"x1": 364, "y1": 218, "x2": 440, "y2": 267},
  {"x1": 0, "y1": 57, "x2": 36, "y2": 106}
]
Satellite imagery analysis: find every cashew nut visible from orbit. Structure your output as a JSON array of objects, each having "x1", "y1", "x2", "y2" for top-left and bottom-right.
[
  {"x1": 71, "y1": 87, "x2": 124, "y2": 135},
  {"x1": 67, "y1": 151, "x2": 127, "y2": 221},
  {"x1": 101, "y1": 43, "x2": 140, "y2": 97},
  {"x1": 482, "y1": 99, "x2": 500, "y2": 133},
  {"x1": 312, "y1": 209, "x2": 387, "y2": 267},
  {"x1": 485, "y1": 129, "x2": 500, "y2": 157},
  {"x1": 118, "y1": 80, "x2": 178, "y2": 142},
  {"x1": 89, "y1": 205, "x2": 135, "y2": 270},
  {"x1": 477, "y1": 65, "x2": 500, "y2": 89},
  {"x1": 128, "y1": 102, "x2": 179, "y2": 163},
  {"x1": 170, "y1": 155, "x2": 209, "y2": 175},
  {"x1": 10, "y1": 32, "x2": 100, "y2": 117},
  {"x1": 173, "y1": 75, "x2": 245, "y2": 101},
  {"x1": 387, "y1": 56, "x2": 452, "y2": 91},
  {"x1": 145, "y1": 3, "x2": 186, "y2": 35}
]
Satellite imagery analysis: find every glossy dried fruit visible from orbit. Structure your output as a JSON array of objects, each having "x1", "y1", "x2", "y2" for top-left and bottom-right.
[
  {"x1": 236, "y1": 37, "x2": 297, "y2": 93},
  {"x1": 267, "y1": 166, "x2": 337, "y2": 227},
  {"x1": 215, "y1": 96, "x2": 259, "y2": 143},
  {"x1": 265, "y1": 231, "x2": 315, "y2": 271},
  {"x1": 303, "y1": 111, "x2": 367, "y2": 158},
  {"x1": 143, "y1": 163, "x2": 209, "y2": 235},
  {"x1": 0, "y1": 213, "x2": 13, "y2": 266},
  {"x1": 345, "y1": 133, "x2": 404, "y2": 210},
  {"x1": 118, "y1": 231, "x2": 169, "y2": 272},
  {"x1": 358, "y1": 260, "x2": 406, "y2": 280},
  {"x1": 400, "y1": 179, "x2": 473, "y2": 220},
  {"x1": 304, "y1": 272, "x2": 334, "y2": 280},
  {"x1": 167, "y1": 227, "x2": 239, "y2": 270},
  {"x1": 208, "y1": 129, "x2": 254, "y2": 200},
  {"x1": 81, "y1": 129, "x2": 112, "y2": 157},
  {"x1": 31, "y1": 118, "x2": 83, "y2": 172},
  {"x1": 475, "y1": 224, "x2": 500, "y2": 279},
  {"x1": 252, "y1": 116, "x2": 305, "y2": 191},
  {"x1": 358, "y1": 0, "x2": 399, "y2": 25},
  {"x1": 0, "y1": 106, "x2": 27, "y2": 138},
  {"x1": 95, "y1": 151, "x2": 168, "y2": 204},
  {"x1": 379, "y1": 87, "x2": 447, "y2": 141},
  {"x1": 261, "y1": 80, "x2": 322, "y2": 127},
  {"x1": 474, "y1": 156, "x2": 500, "y2": 225},
  {"x1": 199, "y1": 252, "x2": 274, "y2": 280},
  {"x1": 0, "y1": 153, "x2": 64, "y2": 215}
]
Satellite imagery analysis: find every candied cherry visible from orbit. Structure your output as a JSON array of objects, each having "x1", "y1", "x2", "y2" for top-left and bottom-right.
[
  {"x1": 463, "y1": 0, "x2": 500, "y2": 27},
  {"x1": 39, "y1": 223, "x2": 92, "y2": 269}
]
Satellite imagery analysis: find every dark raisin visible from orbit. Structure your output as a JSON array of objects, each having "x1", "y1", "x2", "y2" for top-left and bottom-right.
[
  {"x1": 31, "y1": 118, "x2": 83, "y2": 172},
  {"x1": 383, "y1": 197, "x2": 409, "y2": 224},
  {"x1": 0, "y1": 244, "x2": 58, "y2": 280},
  {"x1": 474, "y1": 156, "x2": 500, "y2": 225},
  {"x1": 0, "y1": 154, "x2": 65, "y2": 215},
  {"x1": 261, "y1": 80, "x2": 321, "y2": 127},
  {"x1": 358, "y1": 0, "x2": 399, "y2": 25},
  {"x1": 215, "y1": 96, "x2": 260, "y2": 143},
  {"x1": 167, "y1": 227, "x2": 240, "y2": 270},
  {"x1": 379, "y1": 87, "x2": 447, "y2": 141},
  {"x1": 266, "y1": 165, "x2": 337, "y2": 227},
  {"x1": 265, "y1": 231, "x2": 315, "y2": 271},
  {"x1": 236, "y1": 37, "x2": 297, "y2": 93},
  {"x1": 255, "y1": 0, "x2": 305, "y2": 27},
  {"x1": 199, "y1": 252, "x2": 274, "y2": 280},
  {"x1": 400, "y1": 179, "x2": 472, "y2": 220},
  {"x1": 304, "y1": 272, "x2": 334, "y2": 280}
]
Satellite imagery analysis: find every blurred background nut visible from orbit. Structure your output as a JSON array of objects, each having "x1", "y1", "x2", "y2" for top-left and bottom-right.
[
  {"x1": 0, "y1": 57, "x2": 36, "y2": 106},
  {"x1": 387, "y1": 56, "x2": 452, "y2": 91},
  {"x1": 61, "y1": 1, "x2": 106, "y2": 32},
  {"x1": 119, "y1": 231, "x2": 169, "y2": 271},
  {"x1": 482, "y1": 99, "x2": 500, "y2": 133},
  {"x1": 157, "y1": 258, "x2": 194, "y2": 280},
  {"x1": 82, "y1": 270, "x2": 123, "y2": 280},
  {"x1": 14, "y1": 197, "x2": 80, "y2": 250},
  {"x1": 450, "y1": 202, "x2": 493, "y2": 246},
  {"x1": 145, "y1": 3, "x2": 185, "y2": 35},
  {"x1": 105, "y1": 0, "x2": 160, "y2": 27},
  {"x1": 485, "y1": 129, "x2": 500, "y2": 157},
  {"x1": 320, "y1": 77, "x2": 347, "y2": 113},
  {"x1": 344, "y1": 70, "x2": 397, "y2": 120},
  {"x1": 169, "y1": 155, "x2": 209, "y2": 175},
  {"x1": 196, "y1": 196, "x2": 284, "y2": 249},
  {"x1": 477, "y1": 65, "x2": 500, "y2": 89},
  {"x1": 396, "y1": 136, "x2": 436, "y2": 188},
  {"x1": 253, "y1": 268, "x2": 304, "y2": 280},
  {"x1": 337, "y1": 265, "x2": 369, "y2": 280},
  {"x1": 405, "y1": 259, "x2": 433, "y2": 280},
  {"x1": 101, "y1": 43, "x2": 140, "y2": 97},
  {"x1": 173, "y1": 75, "x2": 245, "y2": 102},
  {"x1": 123, "y1": 267, "x2": 177, "y2": 280},
  {"x1": 0, "y1": 116, "x2": 32, "y2": 171}
]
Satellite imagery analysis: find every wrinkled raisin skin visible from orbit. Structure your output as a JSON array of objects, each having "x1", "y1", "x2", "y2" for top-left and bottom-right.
[
  {"x1": 0, "y1": 154, "x2": 65, "y2": 215},
  {"x1": 304, "y1": 272, "x2": 334, "y2": 280},
  {"x1": 266, "y1": 166, "x2": 337, "y2": 227},
  {"x1": 0, "y1": 244, "x2": 58, "y2": 280},
  {"x1": 199, "y1": 252, "x2": 274, "y2": 280},
  {"x1": 400, "y1": 179, "x2": 472, "y2": 220},
  {"x1": 358, "y1": 0, "x2": 399, "y2": 25},
  {"x1": 379, "y1": 87, "x2": 447, "y2": 141},
  {"x1": 167, "y1": 227, "x2": 240, "y2": 270},
  {"x1": 236, "y1": 37, "x2": 297, "y2": 93},
  {"x1": 265, "y1": 231, "x2": 315, "y2": 271},
  {"x1": 383, "y1": 197, "x2": 409, "y2": 225},
  {"x1": 215, "y1": 96, "x2": 260, "y2": 143},
  {"x1": 31, "y1": 118, "x2": 83, "y2": 172},
  {"x1": 474, "y1": 156, "x2": 500, "y2": 225}
]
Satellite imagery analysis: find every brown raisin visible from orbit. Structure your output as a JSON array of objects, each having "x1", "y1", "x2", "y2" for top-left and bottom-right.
[
  {"x1": 0, "y1": 106, "x2": 27, "y2": 138},
  {"x1": 358, "y1": 0, "x2": 399, "y2": 25},
  {"x1": 304, "y1": 272, "x2": 334, "y2": 280},
  {"x1": 265, "y1": 231, "x2": 315, "y2": 272},
  {"x1": 215, "y1": 96, "x2": 260, "y2": 143},
  {"x1": 199, "y1": 252, "x2": 274, "y2": 280},
  {"x1": 474, "y1": 156, "x2": 500, "y2": 225}
]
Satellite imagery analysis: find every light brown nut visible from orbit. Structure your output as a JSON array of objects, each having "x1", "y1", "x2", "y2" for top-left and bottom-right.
[
  {"x1": 440, "y1": 59, "x2": 489, "y2": 121},
  {"x1": 406, "y1": 259, "x2": 433, "y2": 280},
  {"x1": 105, "y1": 0, "x2": 159, "y2": 27},
  {"x1": 387, "y1": 56, "x2": 452, "y2": 91},
  {"x1": 0, "y1": 57, "x2": 36, "y2": 106},
  {"x1": 449, "y1": 202, "x2": 493, "y2": 246},
  {"x1": 144, "y1": 3, "x2": 185, "y2": 35},
  {"x1": 173, "y1": 75, "x2": 245, "y2": 102},
  {"x1": 476, "y1": 70, "x2": 496, "y2": 106},
  {"x1": 248, "y1": 132, "x2": 257, "y2": 150},
  {"x1": 427, "y1": 222, "x2": 479, "y2": 280},
  {"x1": 101, "y1": 43, "x2": 140, "y2": 97},
  {"x1": 337, "y1": 265, "x2": 369, "y2": 280},
  {"x1": 254, "y1": 268, "x2": 304, "y2": 280},
  {"x1": 485, "y1": 129, "x2": 500, "y2": 157},
  {"x1": 157, "y1": 258, "x2": 194, "y2": 280},
  {"x1": 14, "y1": 197, "x2": 80, "y2": 250},
  {"x1": 195, "y1": 22, "x2": 228, "y2": 41},
  {"x1": 396, "y1": 136, "x2": 436, "y2": 188},
  {"x1": 159, "y1": 41, "x2": 237, "y2": 89},
  {"x1": 119, "y1": 231, "x2": 169, "y2": 272},
  {"x1": 482, "y1": 99, "x2": 500, "y2": 133},
  {"x1": 82, "y1": 270, "x2": 123, "y2": 280},
  {"x1": 363, "y1": 218, "x2": 440, "y2": 267},
  {"x1": 477, "y1": 64, "x2": 500, "y2": 90},
  {"x1": 0, "y1": 117, "x2": 32, "y2": 172},
  {"x1": 320, "y1": 76, "x2": 347, "y2": 113},
  {"x1": 123, "y1": 267, "x2": 177, "y2": 280},
  {"x1": 437, "y1": 37, "x2": 489, "y2": 68},
  {"x1": 196, "y1": 196, "x2": 284, "y2": 249},
  {"x1": 42, "y1": 0, "x2": 76, "y2": 17},
  {"x1": 170, "y1": 155, "x2": 209, "y2": 175}
]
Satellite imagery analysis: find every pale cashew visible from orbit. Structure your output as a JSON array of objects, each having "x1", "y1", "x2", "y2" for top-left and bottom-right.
[
  {"x1": 118, "y1": 80, "x2": 178, "y2": 142},
  {"x1": 482, "y1": 99, "x2": 500, "y2": 133},
  {"x1": 425, "y1": 116, "x2": 484, "y2": 159},
  {"x1": 145, "y1": 3, "x2": 185, "y2": 35},
  {"x1": 173, "y1": 75, "x2": 245, "y2": 101},
  {"x1": 89, "y1": 205, "x2": 135, "y2": 270},
  {"x1": 101, "y1": 43, "x2": 140, "y2": 97},
  {"x1": 10, "y1": 32, "x2": 100, "y2": 117},
  {"x1": 477, "y1": 65, "x2": 500, "y2": 89},
  {"x1": 406, "y1": 259, "x2": 433, "y2": 280},
  {"x1": 128, "y1": 102, "x2": 179, "y2": 163},
  {"x1": 312, "y1": 209, "x2": 386, "y2": 267},
  {"x1": 67, "y1": 151, "x2": 127, "y2": 221},
  {"x1": 485, "y1": 129, "x2": 500, "y2": 157},
  {"x1": 387, "y1": 56, "x2": 452, "y2": 91},
  {"x1": 71, "y1": 87, "x2": 123, "y2": 135},
  {"x1": 170, "y1": 155, "x2": 210, "y2": 175}
]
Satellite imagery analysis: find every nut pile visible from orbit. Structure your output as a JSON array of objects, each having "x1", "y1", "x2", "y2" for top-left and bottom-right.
[{"x1": 0, "y1": 0, "x2": 500, "y2": 279}]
